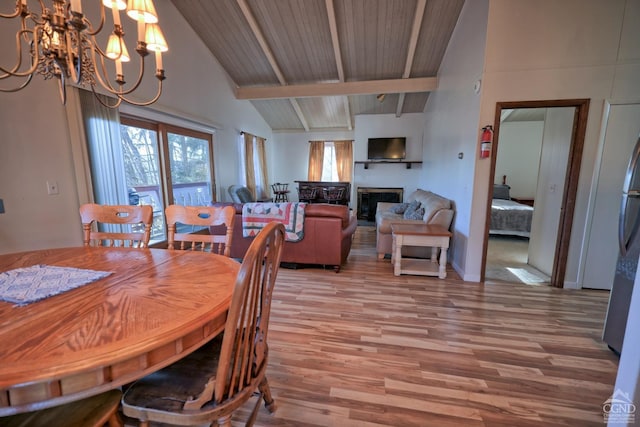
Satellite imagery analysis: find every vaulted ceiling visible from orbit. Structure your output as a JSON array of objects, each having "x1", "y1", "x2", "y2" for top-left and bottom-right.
[{"x1": 171, "y1": 0, "x2": 465, "y2": 132}]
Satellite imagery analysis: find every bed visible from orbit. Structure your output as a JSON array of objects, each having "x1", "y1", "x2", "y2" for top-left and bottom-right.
[{"x1": 490, "y1": 184, "x2": 534, "y2": 237}]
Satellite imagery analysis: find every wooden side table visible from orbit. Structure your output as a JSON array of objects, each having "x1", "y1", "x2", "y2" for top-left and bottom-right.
[{"x1": 391, "y1": 223, "x2": 452, "y2": 278}]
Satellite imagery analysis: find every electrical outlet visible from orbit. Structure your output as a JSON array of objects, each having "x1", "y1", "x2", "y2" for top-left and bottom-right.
[{"x1": 47, "y1": 181, "x2": 59, "y2": 195}]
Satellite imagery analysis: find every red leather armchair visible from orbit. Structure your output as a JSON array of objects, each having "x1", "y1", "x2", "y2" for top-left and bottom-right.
[{"x1": 211, "y1": 203, "x2": 357, "y2": 272}]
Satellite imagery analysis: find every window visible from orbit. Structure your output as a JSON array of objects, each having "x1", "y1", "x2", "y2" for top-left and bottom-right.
[
  {"x1": 321, "y1": 142, "x2": 339, "y2": 181},
  {"x1": 308, "y1": 139, "x2": 352, "y2": 182},
  {"x1": 120, "y1": 116, "x2": 216, "y2": 243}
]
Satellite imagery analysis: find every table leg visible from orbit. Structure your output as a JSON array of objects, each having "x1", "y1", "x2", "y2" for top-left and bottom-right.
[
  {"x1": 391, "y1": 234, "x2": 396, "y2": 265},
  {"x1": 431, "y1": 246, "x2": 438, "y2": 263},
  {"x1": 438, "y1": 246, "x2": 448, "y2": 279},
  {"x1": 393, "y1": 235, "x2": 402, "y2": 276}
]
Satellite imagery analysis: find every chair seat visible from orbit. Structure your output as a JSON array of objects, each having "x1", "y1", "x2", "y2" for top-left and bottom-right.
[
  {"x1": 2, "y1": 389, "x2": 122, "y2": 427},
  {"x1": 122, "y1": 336, "x2": 223, "y2": 416}
]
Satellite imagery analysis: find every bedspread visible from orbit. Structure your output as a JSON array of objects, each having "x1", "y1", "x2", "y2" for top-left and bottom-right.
[{"x1": 490, "y1": 199, "x2": 533, "y2": 237}]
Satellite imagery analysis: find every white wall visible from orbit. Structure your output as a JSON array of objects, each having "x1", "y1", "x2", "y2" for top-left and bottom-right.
[
  {"x1": 269, "y1": 129, "x2": 355, "y2": 203},
  {"x1": 421, "y1": 0, "x2": 489, "y2": 279},
  {"x1": 0, "y1": 1, "x2": 272, "y2": 254},
  {"x1": 268, "y1": 115, "x2": 425, "y2": 209},
  {"x1": 463, "y1": 0, "x2": 640, "y2": 284},
  {"x1": 495, "y1": 121, "x2": 544, "y2": 199},
  {"x1": 353, "y1": 114, "x2": 425, "y2": 204}
]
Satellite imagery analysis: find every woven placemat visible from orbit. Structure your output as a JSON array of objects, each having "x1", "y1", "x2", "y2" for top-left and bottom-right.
[{"x1": 0, "y1": 264, "x2": 112, "y2": 305}]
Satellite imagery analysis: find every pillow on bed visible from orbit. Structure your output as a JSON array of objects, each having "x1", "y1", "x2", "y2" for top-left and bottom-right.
[{"x1": 493, "y1": 184, "x2": 511, "y2": 200}]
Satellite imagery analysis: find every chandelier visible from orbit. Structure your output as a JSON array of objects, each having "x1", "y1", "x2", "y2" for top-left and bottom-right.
[{"x1": 0, "y1": 0, "x2": 168, "y2": 107}]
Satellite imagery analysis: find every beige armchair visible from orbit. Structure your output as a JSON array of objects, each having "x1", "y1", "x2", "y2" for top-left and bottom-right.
[{"x1": 375, "y1": 189, "x2": 454, "y2": 259}]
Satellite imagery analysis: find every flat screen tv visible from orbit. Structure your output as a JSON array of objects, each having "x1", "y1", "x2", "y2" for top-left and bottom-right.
[{"x1": 367, "y1": 137, "x2": 406, "y2": 160}]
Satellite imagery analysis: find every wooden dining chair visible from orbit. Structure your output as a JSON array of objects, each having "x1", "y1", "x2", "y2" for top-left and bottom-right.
[
  {"x1": 165, "y1": 205, "x2": 236, "y2": 256},
  {"x1": 121, "y1": 222, "x2": 286, "y2": 427},
  {"x1": 271, "y1": 182, "x2": 290, "y2": 202},
  {"x1": 322, "y1": 186, "x2": 345, "y2": 204},
  {"x1": 1, "y1": 389, "x2": 123, "y2": 427},
  {"x1": 79, "y1": 204, "x2": 153, "y2": 248}
]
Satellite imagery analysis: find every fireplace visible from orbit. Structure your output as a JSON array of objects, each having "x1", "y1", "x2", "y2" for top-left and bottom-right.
[{"x1": 357, "y1": 187, "x2": 403, "y2": 221}]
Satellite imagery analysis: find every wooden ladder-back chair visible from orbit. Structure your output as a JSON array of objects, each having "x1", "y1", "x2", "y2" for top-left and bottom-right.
[
  {"x1": 297, "y1": 185, "x2": 317, "y2": 203},
  {"x1": 79, "y1": 204, "x2": 153, "y2": 248},
  {"x1": 165, "y1": 205, "x2": 236, "y2": 256},
  {"x1": 121, "y1": 222, "x2": 286, "y2": 427},
  {"x1": 322, "y1": 186, "x2": 345, "y2": 204},
  {"x1": 271, "y1": 182, "x2": 289, "y2": 202},
  {"x1": 1, "y1": 389, "x2": 123, "y2": 427}
]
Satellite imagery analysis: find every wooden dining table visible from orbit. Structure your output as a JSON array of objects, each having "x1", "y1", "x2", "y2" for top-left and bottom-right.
[{"x1": 0, "y1": 246, "x2": 239, "y2": 416}]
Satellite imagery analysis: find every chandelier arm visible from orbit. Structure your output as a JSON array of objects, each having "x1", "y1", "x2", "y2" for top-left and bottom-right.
[
  {"x1": 55, "y1": 60, "x2": 66, "y2": 104},
  {"x1": 63, "y1": 26, "x2": 81, "y2": 84},
  {"x1": 0, "y1": 2, "x2": 22, "y2": 19},
  {"x1": 90, "y1": 45, "x2": 150, "y2": 97},
  {"x1": 88, "y1": 44, "x2": 123, "y2": 93},
  {"x1": 87, "y1": 33, "x2": 109, "y2": 59},
  {"x1": 90, "y1": 86, "x2": 122, "y2": 108},
  {"x1": 81, "y1": 1, "x2": 106, "y2": 36},
  {"x1": 114, "y1": 80, "x2": 163, "y2": 107},
  {"x1": 0, "y1": 73, "x2": 33, "y2": 92},
  {"x1": 27, "y1": 7, "x2": 49, "y2": 27},
  {"x1": 111, "y1": 55, "x2": 147, "y2": 96},
  {"x1": 0, "y1": 29, "x2": 41, "y2": 78}
]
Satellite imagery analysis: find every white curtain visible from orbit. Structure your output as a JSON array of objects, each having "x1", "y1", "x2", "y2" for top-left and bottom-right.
[
  {"x1": 77, "y1": 89, "x2": 127, "y2": 205},
  {"x1": 239, "y1": 132, "x2": 269, "y2": 200}
]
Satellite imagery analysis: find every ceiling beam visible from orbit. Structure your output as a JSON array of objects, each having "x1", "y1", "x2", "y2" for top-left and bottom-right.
[
  {"x1": 325, "y1": 0, "x2": 345, "y2": 82},
  {"x1": 236, "y1": 77, "x2": 437, "y2": 100},
  {"x1": 325, "y1": 0, "x2": 351, "y2": 130},
  {"x1": 396, "y1": 93, "x2": 406, "y2": 117},
  {"x1": 236, "y1": 0, "x2": 310, "y2": 130},
  {"x1": 396, "y1": 0, "x2": 427, "y2": 117},
  {"x1": 290, "y1": 99, "x2": 310, "y2": 132},
  {"x1": 236, "y1": 0, "x2": 286, "y2": 85}
]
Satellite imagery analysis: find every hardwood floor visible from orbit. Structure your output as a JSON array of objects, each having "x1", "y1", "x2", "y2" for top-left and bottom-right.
[{"x1": 234, "y1": 226, "x2": 618, "y2": 426}]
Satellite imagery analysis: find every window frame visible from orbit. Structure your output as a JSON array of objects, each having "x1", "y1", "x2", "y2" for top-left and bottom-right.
[{"x1": 120, "y1": 115, "x2": 217, "y2": 244}]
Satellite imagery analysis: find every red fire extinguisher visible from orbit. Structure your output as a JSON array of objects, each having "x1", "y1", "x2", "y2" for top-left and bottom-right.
[{"x1": 480, "y1": 125, "x2": 493, "y2": 159}]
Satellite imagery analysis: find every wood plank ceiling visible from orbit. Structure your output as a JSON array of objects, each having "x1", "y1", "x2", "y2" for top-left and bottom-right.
[{"x1": 171, "y1": 0, "x2": 465, "y2": 132}]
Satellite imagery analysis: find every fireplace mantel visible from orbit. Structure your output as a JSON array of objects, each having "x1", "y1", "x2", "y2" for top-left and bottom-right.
[{"x1": 354, "y1": 160, "x2": 422, "y2": 169}]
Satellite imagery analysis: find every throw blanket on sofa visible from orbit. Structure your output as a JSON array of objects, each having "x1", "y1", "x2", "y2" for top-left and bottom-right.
[{"x1": 242, "y1": 202, "x2": 306, "y2": 242}]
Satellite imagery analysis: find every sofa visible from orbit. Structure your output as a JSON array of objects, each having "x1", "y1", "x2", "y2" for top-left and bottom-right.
[
  {"x1": 211, "y1": 202, "x2": 357, "y2": 272},
  {"x1": 375, "y1": 189, "x2": 454, "y2": 259}
]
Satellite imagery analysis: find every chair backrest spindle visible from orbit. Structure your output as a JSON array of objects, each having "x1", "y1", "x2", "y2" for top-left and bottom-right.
[
  {"x1": 79, "y1": 204, "x2": 153, "y2": 248},
  {"x1": 165, "y1": 205, "x2": 235, "y2": 256}
]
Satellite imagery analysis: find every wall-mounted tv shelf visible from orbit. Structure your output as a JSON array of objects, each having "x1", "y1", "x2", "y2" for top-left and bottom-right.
[{"x1": 355, "y1": 160, "x2": 423, "y2": 170}]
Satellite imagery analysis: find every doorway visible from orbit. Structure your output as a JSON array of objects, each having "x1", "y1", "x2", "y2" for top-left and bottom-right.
[{"x1": 481, "y1": 99, "x2": 590, "y2": 288}]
